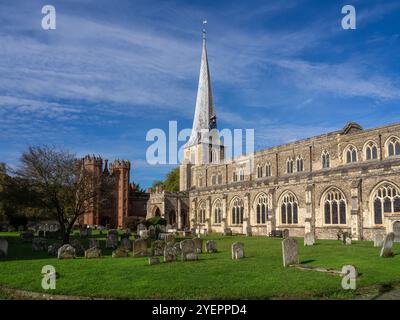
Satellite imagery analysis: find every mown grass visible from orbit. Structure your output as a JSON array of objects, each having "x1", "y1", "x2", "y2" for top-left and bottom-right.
[{"x1": 0, "y1": 232, "x2": 399, "y2": 299}]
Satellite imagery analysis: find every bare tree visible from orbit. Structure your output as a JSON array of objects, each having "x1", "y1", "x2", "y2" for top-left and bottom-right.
[{"x1": 17, "y1": 146, "x2": 112, "y2": 244}]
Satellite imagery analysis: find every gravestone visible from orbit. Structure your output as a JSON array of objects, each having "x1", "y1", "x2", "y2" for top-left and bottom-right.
[
  {"x1": 133, "y1": 239, "x2": 148, "y2": 257},
  {"x1": 106, "y1": 233, "x2": 118, "y2": 249},
  {"x1": 157, "y1": 225, "x2": 166, "y2": 233},
  {"x1": 158, "y1": 233, "x2": 169, "y2": 240},
  {"x1": 192, "y1": 237, "x2": 203, "y2": 253},
  {"x1": 282, "y1": 238, "x2": 299, "y2": 267},
  {"x1": 166, "y1": 224, "x2": 172, "y2": 231},
  {"x1": 205, "y1": 240, "x2": 217, "y2": 253},
  {"x1": 185, "y1": 253, "x2": 198, "y2": 261},
  {"x1": 223, "y1": 228, "x2": 232, "y2": 236},
  {"x1": 374, "y1": 234, "x2": 385, "y2": 247},
  {"x1": 345, "y1": 237, "x2": 352, "y2": 245},
  {"x1": 112, "y1": 247, "x2": 129, "y2": 258},
  {"x1": 304, "y1": 232, "x2": 315, "y2": 246},
  {"x1": 85, "y1": 247, "x2": 102, "y2": 259},
  {"x1": 70, "y1": 239, "x2": 85, "y2": 256},
  {"x1": 153, "y1": 240, "x2": 166, "y2": 256},
  {"x1": 231, "y1": 242, "x2": 244, "y2": 260},
  {"x1": 148, "y1": 256, "x2": 160, "y2": 265},
  {"x1": 164, "y1": 242, "x2": 177, "y2": 262},
  {"x1": 32, "y1": 238, "x2": 47, "y2": 251},
  {"x1": 342, "y1": 232, "x2": 351, "y2": 245},
  {"x1": 0, "y1": 238, "x2": 8, "y2": 257},
  {"x1": 180, "y1": 239, "x2": 197, "y2": 261},
  {"x1": 48, "y1": 243, "x2": 61, "y2": 256},
  {"x1": 58, "y1": 244, "x2": 76, "y2": 259},
  {"x1": 137, "y1": 223, "x2": 146, "y2": 234},
  {"x1": 148, "y1": 225, "x2": 156, "y2": 238},
  {"x1": 282, "y1": 229, "x2": 290, "y2": 239},
  {"x1": 88, "y1": 239, "x2": 100, "y2": 249},
  {"x1": 139, "y1": 230, "x2": 149, "y2": 240},
  {"x1": 380, "y1": 232, "x2": 395, "y2": 257},
  {"x1": 120, "y1": 237, "x2": 132, "y2": 250}
]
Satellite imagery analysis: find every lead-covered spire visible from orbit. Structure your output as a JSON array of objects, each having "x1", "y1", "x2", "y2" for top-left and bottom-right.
[{"x1": 185, "y1": 21, "x2": 216, "y2": 148}]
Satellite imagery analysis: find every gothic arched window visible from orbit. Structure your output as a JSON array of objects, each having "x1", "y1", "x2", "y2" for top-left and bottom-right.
[
  {"x1": 257, "y1": 165, "x2": 263, "y2": 178},
  {"x1": 265, "y1": 162, "x2": 272, "y2": 177},
  {"x1": 387, "y1": 137, "x2": 400, "y2": 158},
  {"x1": 296, "y1": 156, "x2": 304, "y2": 172},
  {"x1": 345, "y1": 145, "x2": 357, "y2": 164},
  {"x1": 198, "y1": 201, "x2": 206, "y2": 224},
  {"x1": 287, "y1": 158, "x2": 294, "y2": 174},
  {"x1": 372, "y1": 183, "x2": 400, "y2": 225},
  {"x1": 322, "y1": 150, "x2": 330, "y2": 169},
  {"x1": 323, "y1": 189, "x2": 346, "y2": 225},
  {"x1": 364, "y1": 141, "x2": 378, "y2": 161},
  {"x1": 256, "y1": 194, "x2": 268, "y2": 224},
  {"x1": 231, "y1": 198, "x2": 244, "y2": 225},
  {"x1": 280, "y1": 192, "x2": 298, "y2": 224},
  {"x1": 213, "y1": 200, "x2": 222, "y2": 224}
]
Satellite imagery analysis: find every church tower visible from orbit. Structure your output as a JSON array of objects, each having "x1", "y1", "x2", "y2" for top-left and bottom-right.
[{"x1": 180, "y1": 23, "x2": 224, "y2": 191}]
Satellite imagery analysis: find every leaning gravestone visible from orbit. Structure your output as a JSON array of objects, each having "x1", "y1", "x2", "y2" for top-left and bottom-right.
[
  {"x1": 88, "y1": 239, "x2": 100, "y2": 249},
  {"x1": 106, "y1": 233, "x2": 118, "y2": 249},
  {"x1": 380, "y1": 232, "x2": 395, "y2": 257},
  {"x1": 153, "y1": 240, "x2": 166, "y2": 256},
  {"x1": 282, "y1": 237, "x2": 299, "y2": 267},
  {"x1": 374, "y1": 234, "x2": 385, "y2": 247},
  {"x1": 133, "y1": 239, "x2": 148, "y2": 257},
  {"x1": 120, "y1": 237, "x2": 132, "y2": 250},
  {"x1": 304, "y1": 232, "x2": 315, "y2": 246},
  {"x1": 0, "y1": 238, "x2": 8, "y2": 257},
  {"x1": 232, "y1": 242, "x2": 244, "y2": 260},
  {"x1": 112, "y1": 247, "x2": 129, "y2": 258},
  {"x1": 180, "y1": 239, "x2": 197, "y2": 261},
  {"x1": 164, "y1": 242, "x2": 177, "y2": 262},
  {"x1": 223, "y1": 228, "x2": 232, "y2": 236},
  {"x1": 32, "y1": 238, "x2": 47, "y2": 251},
  {"x1": 192, "y1": 237, "x2": 203, "y2": 253},
  {"x1": 58, "y1": 244, "x2": 76, "y2": 259},
  {"x1": 85, "y1": 247, "x2": 102, "y2": 259},
  {"x1": 205, "y1": 240, "x2": 217, "y2": 253}
]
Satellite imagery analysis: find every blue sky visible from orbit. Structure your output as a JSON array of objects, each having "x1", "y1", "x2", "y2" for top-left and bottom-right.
[{"x1": 0, "y1": 0, "x2": 400, "y2": 188}]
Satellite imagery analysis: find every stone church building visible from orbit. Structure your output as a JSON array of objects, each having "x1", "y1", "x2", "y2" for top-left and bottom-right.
[{"x1": 147, "y1": 29, "x2": 400, "y2": 241}]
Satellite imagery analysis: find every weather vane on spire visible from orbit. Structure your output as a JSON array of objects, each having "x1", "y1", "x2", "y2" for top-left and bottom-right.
[{"x1": 202, "y1": 20, "x2": 207, "y2": 40}]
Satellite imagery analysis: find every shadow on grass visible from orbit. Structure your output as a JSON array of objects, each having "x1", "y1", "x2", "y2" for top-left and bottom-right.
[{"x1": 300, "y1": 259, "x2": 316, "y2": 264}]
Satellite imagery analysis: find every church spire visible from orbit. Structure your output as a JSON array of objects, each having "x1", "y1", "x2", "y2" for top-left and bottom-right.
[{"x1": 186, "y1": 21, "x2": 216, "y2": 147}]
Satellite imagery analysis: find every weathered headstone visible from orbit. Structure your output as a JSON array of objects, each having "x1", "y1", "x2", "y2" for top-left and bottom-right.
[
  {"x1": 139, "y1": 229, "x2": 149, "y2": 240},
  {"x1": 106, "y1": 233, "x2": 118, "y2": 249},
  {"x1": 70, "y1": 239, "x2": 85, "y2": 256},
  {"x1": 373, "y1": 234, "x2": 385, "y2": 247},
  {"x1": 164, "y1": 242, "x2": 177, "y2": 262},
  {"x1": 164, "y1": 234, "x2": 175, "y2": 243},
  {"x1": 137, "y1": 223, "x2": 146, "y2": 234},
  {"x1": 345, "y1": 237, "x2": 352, "y2": 245},
  {"x1": 120, "y1": 237, "x2": 132, "y2": 250},
  {"x1": 173, "y1": 242, "x2": 181, "y2": 256},
  {"x1": 223, "y1": 228, "x2": 232, "y2": 236},
  {"x1": 133, "y1": 239, "x2": 148, "y2": 257},
  {"x1": 282, "y1": 229, "x2": 290, "y2": 239},
  {"x1": 205, "y1": 240, "x2": 217, "y2": 253},
  {"x1": 380, "y1": 232, "x2": 395, "y2": 257},
  {"x1": 166, "y1": 224, "x2": 172, "y2": 231},
  {"x1": 282, "y1": 238, "x2": 299, "y2": 267},
  {"x1": 32, "y1": 238, "x2": 47, "y2": 251},
  {"x1": 0, "y1": 238, "x2": 8, "y2": 257},
  {"x1": 85, "y1": 247, "x2": 102, "y2": 259},
  {"x1": 192, "y1": 237, "x2": 203, "y2": 253},
  {"x1": 88, "y1": 239, "x2": 100, "y2": 249},
  {"x1": 185, "y1": 253, "x2": 198, "y2": 261},
  {"x1": 304, "y1": 232, "x2": 315, "y2": 246},
  {"x1": 180, "y1": 239, "x2": 197, "y2": 261},
  {"x1": 148, "y1": 256, "x2": 160, "y2": 265},
  {"x1": 153, "y1": 240, "x2": 166, "y2": 256},
  {"x1": 231, "y1": 242, "x2": 244, "y2": 260},
  {"x1": 58, "y1": 244, "x2": 76, "y2": 259},
  {"x1": 342, "y1": 232, "x2": 351, "y2": 245},
  {"x1": 148, "y1": 225, "x2": 156, "y2": 238},
  {"x1": 112, "y1": 247, "x2": 129, "y2": 258}
]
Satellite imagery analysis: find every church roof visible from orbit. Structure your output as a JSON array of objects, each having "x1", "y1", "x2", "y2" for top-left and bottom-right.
[{"x1": 185, "y1": 26, "x2": 216, "y2": 148}]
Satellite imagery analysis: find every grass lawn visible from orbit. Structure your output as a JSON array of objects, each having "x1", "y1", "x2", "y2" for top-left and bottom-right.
[{"x1": 0, "y1": 232, "x2": 399, "y2": 299}]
